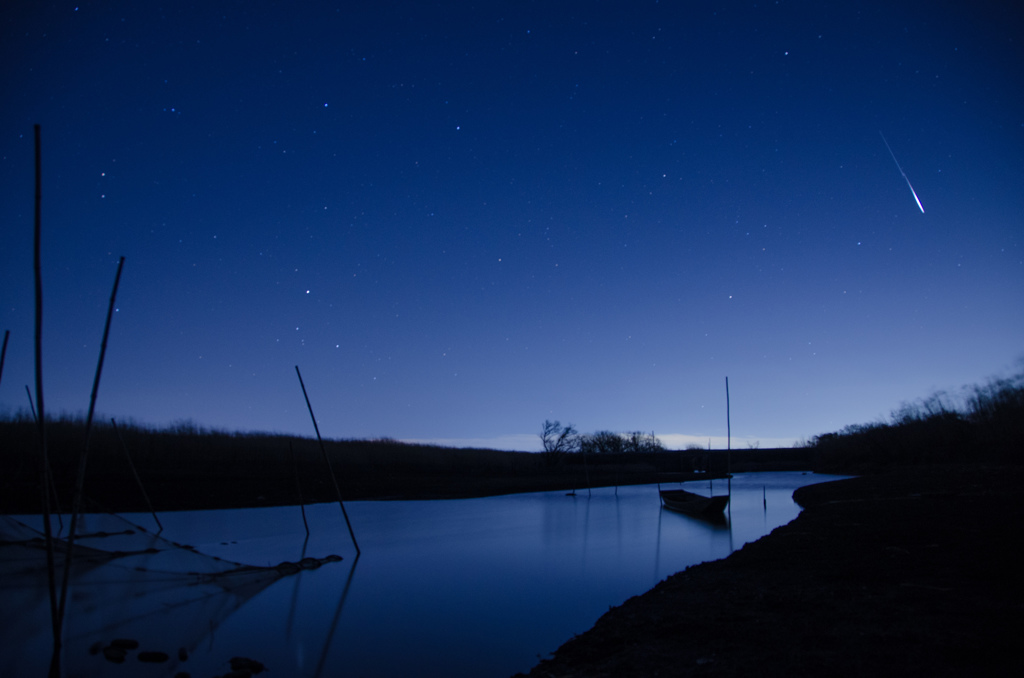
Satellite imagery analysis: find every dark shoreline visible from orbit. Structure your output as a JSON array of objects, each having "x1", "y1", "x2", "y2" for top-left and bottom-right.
[
  {"x1": 5, "y1": 454, "x2": 1021, "y2": 674},
  {"x1": 1, "y1": 437, "x2": 785, "y2": 513},
  {"x1": 514, "y1": 464, "x2": 1022, "y2": 677},
  {"x1": 1, "y1": 469, "x2": 737, "y2": 513}
]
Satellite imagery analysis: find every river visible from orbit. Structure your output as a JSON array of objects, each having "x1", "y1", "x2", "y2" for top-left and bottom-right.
[{"x1": 1, "y1": 471, "x2": 846, "y2": 677}]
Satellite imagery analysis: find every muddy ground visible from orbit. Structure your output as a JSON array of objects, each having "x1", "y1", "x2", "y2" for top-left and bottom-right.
[{"x1": 514, "y1": 464, "x2": 1022, "y2": 677}]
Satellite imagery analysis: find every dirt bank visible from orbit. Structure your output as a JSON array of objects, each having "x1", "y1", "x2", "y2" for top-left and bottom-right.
[{"x1": 515, "y1": 464, "x2": 1022, "y2": 677}]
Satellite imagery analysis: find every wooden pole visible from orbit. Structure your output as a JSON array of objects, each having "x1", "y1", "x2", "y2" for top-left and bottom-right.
[
  {"x1": 111, "y1": 418, "x2": 162, "y2": 532},
  {"x1": 295, "y1": 365, "x2": 359, "y2": 555},
  {"x1": 290, "y1": 441, "x2": 310, "y2": 537},
  {"x1": 57, "y1": 256, "x2": 125, "y2": 632},
  {"x1": 582, "y1": 445, "x2": 591, "y2": 498},
  {"x1": 33, "y1": 123, "x2": 61, "y2": 678},
  {"x1": 725, "y1": 376, "x2": 731, "y2": 472},
  {"x1": 0, "y1": 329, "x2": 9, "y2": 387}
]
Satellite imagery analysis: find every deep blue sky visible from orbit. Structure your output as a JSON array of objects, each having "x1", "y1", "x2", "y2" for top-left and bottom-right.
[{"x1": 2, "y1": 1, "x2": 1021, "y2": 450}]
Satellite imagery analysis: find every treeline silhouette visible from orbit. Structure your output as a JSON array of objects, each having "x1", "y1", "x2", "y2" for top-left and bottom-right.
[
  {"x1": 3, "y1": 371, "x2": 1019, "y2": 512},
  {"x1": 0, "y1": 415, "x2": 733, "y2": 512},
  {"x1": 808, "y1": 371, "x2": 1024, "y2": 473}
]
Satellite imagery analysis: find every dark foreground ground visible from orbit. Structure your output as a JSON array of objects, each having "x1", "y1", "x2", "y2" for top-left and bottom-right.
[{"x1": 515, "y1": 464, "x2": 1022, "y2": 677}]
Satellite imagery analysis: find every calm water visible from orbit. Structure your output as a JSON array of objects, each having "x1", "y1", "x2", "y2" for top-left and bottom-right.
[{"x1": 2, "y1": 472, "x2": 846, "y2": 677}]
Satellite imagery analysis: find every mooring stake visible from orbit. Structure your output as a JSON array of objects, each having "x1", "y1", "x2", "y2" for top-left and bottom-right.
[{"x1": 295, "y1": 365, "x2": 360, "y2": 555}]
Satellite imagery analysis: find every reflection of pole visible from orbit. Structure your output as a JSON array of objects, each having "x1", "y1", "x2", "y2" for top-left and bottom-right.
[
  {"x1": 314, "y1": 553, "x2": 361, "y2": 678},
  {"x1": 285, "y1": 536, "x2": 310, "y2": 641},
  {"x1": 295, "y1": 366, "x2": 360, "y2": 555},
  {"x1": 654, "y1": 497, "x2": 663, "y2": 583}
]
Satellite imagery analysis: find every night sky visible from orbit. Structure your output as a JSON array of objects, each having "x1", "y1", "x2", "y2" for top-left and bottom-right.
[{"x1": 2, "y1": 1, "x2": 1021, "y2": 451}]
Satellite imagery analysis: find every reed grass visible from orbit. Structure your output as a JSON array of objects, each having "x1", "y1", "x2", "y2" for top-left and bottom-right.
[
  {"x1": 4, "y1": 373, "x2": 1018, "y2": 513},
  {"x1": 808, "y1": 371, "x2": 1024, "y2": 473},
  {"x1": 0, "y1": 414, "x2": 733, "y2": 512}
]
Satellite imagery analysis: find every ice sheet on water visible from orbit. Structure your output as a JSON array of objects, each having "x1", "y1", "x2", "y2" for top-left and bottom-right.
[{"x1": 0, "y1": 511, "x2": 341, "y2": 676}]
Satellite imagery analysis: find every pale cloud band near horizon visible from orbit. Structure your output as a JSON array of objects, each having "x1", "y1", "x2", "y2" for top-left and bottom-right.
[{"x1": 401, "y1": 433, "x2": 801, "y2": 452}]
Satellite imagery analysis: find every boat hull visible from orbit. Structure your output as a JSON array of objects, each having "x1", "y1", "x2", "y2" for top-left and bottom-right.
[{"x1": 659, "y1": 489, "x2": 729, "y2": 519}]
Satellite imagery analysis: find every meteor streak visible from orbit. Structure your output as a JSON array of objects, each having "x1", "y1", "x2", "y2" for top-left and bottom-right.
[{"x1": 880, "y1": 131, "x2": 925, "y2": 213}]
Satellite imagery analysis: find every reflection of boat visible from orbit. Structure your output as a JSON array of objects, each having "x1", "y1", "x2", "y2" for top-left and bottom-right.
[{"x1": 659, "y1": 488, "x2": 729, "y2": 519}]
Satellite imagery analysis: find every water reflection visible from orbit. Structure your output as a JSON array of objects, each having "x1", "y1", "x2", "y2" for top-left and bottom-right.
[
  {"x1": 0, "y1": 511, "x2": 339, "y2": 677},
  {"x1": 2, "y1": 472, "x2": 845, "y2": 677}
]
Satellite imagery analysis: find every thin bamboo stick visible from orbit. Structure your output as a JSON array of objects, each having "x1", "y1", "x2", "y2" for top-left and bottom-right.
[
  {"x1": 57, "y1": 256, "x2": 125, "y2": 632},
  {"x1": 0, "y1": 329, "x2": 9, "y2": 386},
  {"x1": 111, "y1": 417, "x2": 162, "y2": 532},
  {"x1": 33, "y1": 123, "x2": 61, "y2": 678},
  {"x1": 726, "y1": 376, "x2": 731, "y2": 451},
  {"x1": 725, "y1": 376, "x2": 731, "y2": 474},
  {"x1": 25, "y1": 384, "x2": 37, "y2": 420},
  {"x1": 25, "y1": 385, "x2": 63, "y2": 531},
  {"x1": 295, "y1": 365, "x2": 360, "y2": 555}
]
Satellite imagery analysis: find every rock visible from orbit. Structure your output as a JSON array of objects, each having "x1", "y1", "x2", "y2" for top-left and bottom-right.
[
  {"x1": 229, "y1": 656, "x2": 266, "y2": 674},
  {"x1": 274, "y1": 561, "x2": 300, "y2": 575},
  {"x1": 110, "y1": 638, "x2": 139, "y2": 649},
  {"x1": 102, "y1": 646, "x2": 127, "y2": 663},
  {"x1": 138, "y1": 650, "x2": 169, "y2": 663}
]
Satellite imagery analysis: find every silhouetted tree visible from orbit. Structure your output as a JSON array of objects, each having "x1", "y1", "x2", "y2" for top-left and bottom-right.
[
  {"x1": 580, "y1": 430, "x2": 625, "y2": 455},
  {"x1": 540, "y1": 420, "x2": 579, "y2": 465},
  {"x1": 622, "y1": 431, "x2": 664, "y2": 453}
]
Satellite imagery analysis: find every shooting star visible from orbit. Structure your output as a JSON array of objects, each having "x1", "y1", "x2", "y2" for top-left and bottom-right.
[{"x1": 880, "y1": 131, "x2": 925, "y2": 213}]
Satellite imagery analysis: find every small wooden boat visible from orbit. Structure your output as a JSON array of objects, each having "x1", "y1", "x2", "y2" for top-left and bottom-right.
[{"x1": 659, "y1": 488, "x2": 729, "y2": 519}]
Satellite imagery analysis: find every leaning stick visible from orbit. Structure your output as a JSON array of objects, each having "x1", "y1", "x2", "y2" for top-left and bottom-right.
[
  {"x1": 57, "y1": 256, "x2": 125, "y2": 632},
  {"x1": 111, "y1": 418, "x2": 162, "y2": 532},
  {"x1": 0, "y1": 329, "x2": 9, "y2": 387},
  {"x1": 25, "y1": 384, "x2": 37, "y2": 421},
  {"x1": 295, "y1": 366, "x2": 359, "y2": 554}
]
